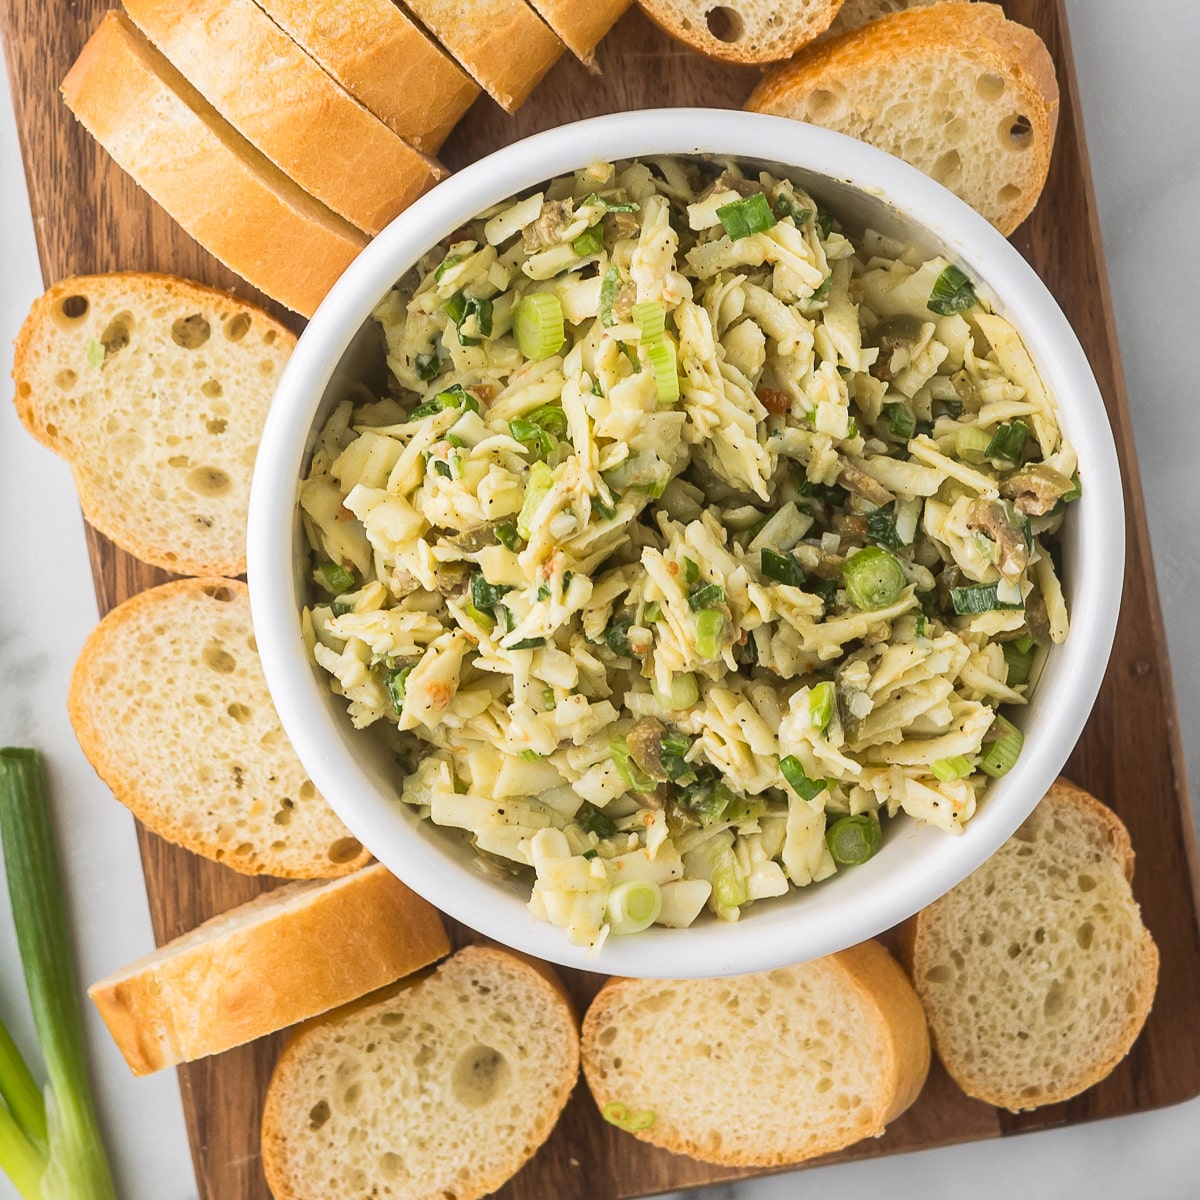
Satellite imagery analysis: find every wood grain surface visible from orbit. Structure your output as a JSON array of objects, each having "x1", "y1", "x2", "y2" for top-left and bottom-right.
[{"x1": 3, "y1": 2, "x2": 1199, "y2": 1198}]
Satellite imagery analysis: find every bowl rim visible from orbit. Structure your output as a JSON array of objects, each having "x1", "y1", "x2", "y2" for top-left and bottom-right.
[{"x1": 248, "y1": 107, "x2": 1125, "y2": 978}]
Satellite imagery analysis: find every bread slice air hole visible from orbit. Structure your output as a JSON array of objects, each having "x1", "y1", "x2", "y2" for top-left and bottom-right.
[
  {"x1": 706, "y1": 5, "x2": 743, "y2": 42},
  {"x1": 1004, "y1": 114, "x2": 1034, "y2": 150},
  {"x1": 224, "y1": 313, "x2": 252, "y2": 342},
  {"x1": 328, "y1": 837, "x2": 364, "y2": 864},
  {"x1": 58, "y1": 294, "x2": 89, "y2": 321},
  {"x1": 977, "y1": 71, "x2": 1006, "y2": 101},
  {"x1": 101, "y1": 311, "x2": 134, "y2": 356},
  {"x1": 805, "y1": 87, "x2": 844, "y2": 122},
  {"x1": 172, "y1": 313, "x2": 212, "y2": 349}
]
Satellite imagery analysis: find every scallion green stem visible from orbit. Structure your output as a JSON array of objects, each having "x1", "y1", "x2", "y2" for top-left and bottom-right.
[
  {"x1": 0, "y1": 1017, "x2": 47, "y2": 1155},
  {"x1": 0, "y1": 1100, "x2": 46, "y2": 1200}
]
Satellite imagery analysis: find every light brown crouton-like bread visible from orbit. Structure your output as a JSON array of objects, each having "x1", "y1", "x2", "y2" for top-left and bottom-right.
[
  {"x1": 899, "y1": 779, "x2": 1159, "y2": 1112},
  {"x1": 824, "y1": 0, "x2": 966, "y2": 39},
  {"x1": 12, "y1": 273, "x2": 291, "y2": 577},
  {"x1": 88, "y1": 864, "x2": 449, "y2": 1076},
  {"x1": 68, "y1": 578, "x2": 371, "y2": 880},
  {"x1": 581, "y1": 940, "x2": 929, "y2": 1166},
  {"x1": 403, "y1": 0, "x2": 565, "y2": 113},
  {"x1": 60, "y1": 13, "x2": 367, "y2": 317},
  {"x1": 261, "y1": 945, "x2": 580, "y2": 1200},
  {"x1": 525, "y1": 0, "x2": 632, "y2": 67},
  {"x1": 250, "y1": 0, "x2": 479, "y2": 153},
  {"x1": 747, "y1": 2, "x2": 1058, "y2": 235},
  {"x1": 122, "y1": 0, "x2": 445, "y2": 236},
  {"x1": 636, "y1": 0, "x2": 844, "y2": 64}
]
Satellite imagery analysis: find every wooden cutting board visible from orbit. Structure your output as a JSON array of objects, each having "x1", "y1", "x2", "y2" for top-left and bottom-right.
[{"x1": 3, "y1": 2, "x2": 1199, "y2": 1197}]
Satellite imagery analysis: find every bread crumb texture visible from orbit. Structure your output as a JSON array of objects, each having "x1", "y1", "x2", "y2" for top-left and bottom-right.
[
  {"x1": 262, "y1": 946, "x2": 579, "y2": 1200},
  {"x1": 68, "y1": 579, "x2": 368, "y2": 879},
  {"x1": 908, "y1": 781, "x2": 1159, "y2": 1110},
  {"x1": 12, "y1": 274, "x2": 293, "y2": 576},
  {"x1": 636, "y1": 0, "x2": 842, "y2": 64}
]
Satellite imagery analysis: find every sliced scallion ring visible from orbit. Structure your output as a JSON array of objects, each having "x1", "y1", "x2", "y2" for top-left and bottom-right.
[
  {"x1": 514, "y1": 293, "x2": 565, "y2": 360},
  {"x1": 825, "y1": 814, "x2": 882, "y2": 866},
  {"x1": 606, "y1": 880, "x2": 662, "y2": 936}
]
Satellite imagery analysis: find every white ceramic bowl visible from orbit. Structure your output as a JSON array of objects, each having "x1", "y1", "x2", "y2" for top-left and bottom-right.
[{"x1": 248, "y1": 109, "x2": 1123, "y2": 979}]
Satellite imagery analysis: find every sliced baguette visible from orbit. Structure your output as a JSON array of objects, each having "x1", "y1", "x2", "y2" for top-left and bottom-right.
[
  {"x1": 122, "y1": 0, "x2": 445, "y2": 236},
  {"x1": 581, "y1": 940, "x2": 929, "y2": 1166},
  {"x1": 403, "y1": 0, "x2": 565, "y2": 113},
  {"x1": 636, "y1": 0, "x2": 844, "y2": 64},
  {"x1": 61, "y1": 12, "x2": 366, "y2": 318},
  {"x1": 12, "y1": 272, "x2": 291, "y2": 577},
  {"x1": 900, "y1": 779, "x2": 1159, "y2": 1112},
  {"x1": 88, "y1": 863, "x2": 449, "y2": 1076},
  {"x1": 261, "y1": 945, "x2": 579, "y2": 1200},
  {"x1": 746, "y1": 2, "x2": 1059, "y2": 235},
  {"x1": 68, "y1": 578, "x2": 371, "y2": 880},
  {"x1": 825, "y1": 0, "x2": 966, "y2": 38},
  {"x1": 249, "y1": 0, "x2": 479, "y2": 153},
  {"x1": 525, "y1": 0, "x2": 632, "y2": 68}
]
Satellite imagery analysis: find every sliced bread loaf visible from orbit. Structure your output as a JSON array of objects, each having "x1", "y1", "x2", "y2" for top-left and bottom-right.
[
  {"x1": 581, "y1": 940, "x2": 929, "y2": 1166},
  {"x1": 900, "y1": 779, "x2": 1159, "y2": 1112},
  {"x1": 89, "y1": 863, "x2": 449, "y2": 1076},
  {"x1": 61, "y1": 12, "x2": 367, "y2": 317},
  {"x1": 68, "y1": 578, "x2": 371, "y2": 880},
  {"x1": 525, "y1": 0, "x2": 632, "y2": 67},
  {"x1": 249, "y1": 0, "x2": 479, "y2": 153},
  {"x1": 402, "y1": 0, "x2": 565, "y2": 113},
  {"x1": 825, "y1": 0, "x2": 966, "y2": 39},
  {"x1": 636, "y1": 0, "x2": 844, "y2": 63},
  {"x1": 261, "y1": 945, "x2": 579, "y2": 1200},
  {"x1": 746, "y1": 2, "x2": 1059, "y2": 235},
  {"x1": 122, "y1": 0, "x2": 445, "y2": 236},
  {"x1": 12, "y1": 272, "x2": 291, "y2": 577}
]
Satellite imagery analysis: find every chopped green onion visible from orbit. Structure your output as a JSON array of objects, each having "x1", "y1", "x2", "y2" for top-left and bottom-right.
[
  {"x1": 1002, "y1": 639, "x2": 1035, "y2": 685},
  {"x1": 716, "y1": 192, "x2": 777, "y2": 241},
  {"x1": 514, "y1": 293, "x2": 565, "y2": 360},
  {"x1": 406, "y1": 385, "x2": 479, "y2": 422},
  {"x1": 471, "y1": 572, "x2": 512, "y2": 610},
  {"x1": 0, "y1": 749, "x2": 119, "y2": 1200},
  {"x1": 617, "y1": 341, "x2": 641, "y2": 373},
  {"x1": 700, "y1": 835, "x2": 748, "y2": 909},
  {"x1": 600, "y1": 1102, "x2": 656, "y2": 1132},
  {"x1": 542, "y1": 688, "x2": 556, "y2": 707},
  {"x1": 986, "y1": 420, "x2": 1029, "y2": 464},
  {"x1": 682, "y1": 558, "x2": 699, "y2": 586},
  {"x1": 642, "y1": 601, "x2": 662, "y2": 624},
  {"x1": 816, "y1": 208, "x2": 835, "y2": 239},
  {"x1": 931, "y1": 755, "x2": 972, "y2": 782},
  {"x1": 880, "y1": 402, "x2": 915, "y2": 440},
  {"x1": 318, "y1": 561, "x2": 355, "y2": 595},
  {"x1": 631, "y1": 300, "x2": 665, "y2": 343},
  {"x1": 843, "y1": 546, "x2": 906, "y2": 611},
  {"x1": 577, "y1": 802, "x2": 616, "y2": 838},
  {"x1": 434, "y1": 251, "x2": 463, "y2": 281},
  {"x1": 509, "y1": 636, "x2": 546, "y2": 650},
  {"x1": 600, "y1": 266, "x2": 621, "y2": 327},
  {"x1": 414, "y1": 351, "x2": 441, "y2": 381},
  {"x1": 594, "y1": 493, "x2": 618, "y2": 521},
  {"x1": 825, "y1": 814, "x2": 882, "y2": 866},
  {"x1": 536, "y1": 585, "x2": 551, "y2": 601},
  {"x1": 517, "y1": 460, "x2": 554, "y2": 539},
  {"x1": 979, "y1": 715, "x2": 1024, "y2": 778},
  {"x1": 606, "y1": 880, "x2": 662, "y2": 936},
  {"x1": 955, "y1": 423, "x2": 992, "y2": 464},
  {"x1": 645, "y1": 339, "x2": 680, "y2": 403},
  {"x1": 760, "y1": 548, "x2": 804, "y2": 586},
  {"x1": 494, "y1": 521, "x2": 520, "y2": 550},
  {"x1": 571, "y1": 226, "x2": 604, "y2": 257},
  {"x1": 581, "y1": 193, "x2": 639, "y2": 213},
  {"x1": 928, "y1": 264, "x2": 978, "y2": 315},
  {"x1": 460, "y1": 295, "x2": 493, "y2": 343},
  {"x1": 651, "y1": 672, "x2": 699, "y2": 711},
  {"x1": 808, "y1": 682, "x2": 836, "y2": 733},
  {"x1": 779, "y1": 755, "x2": 827, "y2": 802},
  {"x1": 385, "y1": 666, "x2": 412, "y2": 714},
  {"x1": 659, "y1": 733, "x2": 693, "y2": 782},
  {"x1": 605, "y1": 618, "x2": 634, "y2": 658},
  {"x1": 687, "y1": 583, "x2": 724, "y2": 612},
  {"x1": 581, "y1": 848, "x2": 598, "y2": 860},
  {"x1": 509, "y1": 417, "x2": 554, "y2": 458},
  {"x1": 496, "y1": 604, "x2": 514, "y2": 633},
  {"x1": 809, "y1": 277, "x2": 833, "y2": 303},
  {"x1": 773, "y1": 193, "x2": 813, "y2": 224},
  {"x1": 949, "y1": 583, "x2": 1022, "y2": 615},
  {"x1": 866, "y1": 502, "x2": 905, "y2": 550},
  {"x1": 694, "y1": 609, "x2": 727, "y2": 659},
  {"x1": 1061, "y1": 473, "x2": 1082, "y2": 503},
  {"x1": 463, "y1": 603, "x2": 494, "y2": 632},
  {"x1": 518, "y1": 749, "x2": 541, "y2": 763}
]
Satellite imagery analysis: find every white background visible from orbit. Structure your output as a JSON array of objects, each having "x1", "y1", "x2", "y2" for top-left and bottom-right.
[{"x1": 1, "y1": 2, "x2": 1198, "y2": 1197}]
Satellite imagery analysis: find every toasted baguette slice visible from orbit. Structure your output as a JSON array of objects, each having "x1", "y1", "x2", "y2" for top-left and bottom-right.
[
  {"x1": 261, "y1": 945, "x2": 579, "y2": 1200},
  {"x1": 900, "y1": 779, "x2": 1159, "y2": 1112},
  {"x1": 62, "y1": 13, "x2": 366, "y2": 317},
  {"x1": 88, "y1": 864, "x2": 449, "y2": 1076},
  {"x1": 747, "y1": 2, "x2": 1059, "y2": 235},
  {"x1": 122, "y1": 0, "x2": 445, "y2": 235},
  {"x1": 825, "y1": 0, "x2": 966, "y2": 38},
  {"x1": 525, "y1": 0, "x2": 632, "y2": 67},
  {"x1": 68, "y1": 578, "x2": 371, "y2": 880},
  {"x1": 636, "y1": 0, "x2": 843, "y2": 63},
  {"x1": 403, "y1": 0, "x2": 565, "y2": 113},
  {"x1": 581, "y1": 940, "x2": 929, "y2": 1166},
  {"x1": 12, "y1": 273, "x2": 291, "y2": 577},
  {"x1": 250, "y1": 0, "x2": 479, "y2": 153}
]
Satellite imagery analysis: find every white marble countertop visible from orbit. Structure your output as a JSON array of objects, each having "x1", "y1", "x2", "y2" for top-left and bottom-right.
[{"x1": 2, "y1": 2, "x2": 1198, "y2": 1197}]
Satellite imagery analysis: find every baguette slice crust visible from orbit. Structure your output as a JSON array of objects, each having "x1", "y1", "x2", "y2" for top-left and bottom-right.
[
  {"x1": 525, "y1": 0, "x2": 632, "y2": 67},
  {"x1": 12, "y1": 273, "x2": 292, "y2": 577},
  {"x1": 261, "y1": 945, "x2": 580, "y2": 1200},
  {"x1": 122, "y1": 0, "x2": 445, "y2": 236},
  {"x1": 61, "y1": 12, "x2": 367, "y2": 317},
  {"x1": 900, "y1": 779, "x2": 1159, "y2": 1112},
  {"x1": 250, "y1": 0, "x2": 479, "y2": 153},
  {"x1": 403, "y1": 0, "x2": 565, "y2": 113},
  {"x1": 636, "y1": 0, "x2": 844, "y2": 64},
  {"x1": 68, "y1": 578, "x2": 371, "y2": 879},
  {"x1": 88, "y1": 864, "x2": 449, "y2": 1076},
  {"x1": 581, "y1": 940, "x2": 930, "y2": 1166},
  {"x1": 825, "y1": 0, "x2": 965, "y2": 39},
  {"x1": 747, "y1": 2, "x2": 1059, "y2": 235}
]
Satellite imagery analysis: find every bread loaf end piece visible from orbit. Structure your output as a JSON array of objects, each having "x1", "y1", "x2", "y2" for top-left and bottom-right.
[{"x1": 525, "y1": 0, "x2": 632, "y2": 68}]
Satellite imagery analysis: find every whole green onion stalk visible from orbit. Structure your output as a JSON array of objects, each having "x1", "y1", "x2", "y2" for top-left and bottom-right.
[{"x1": 0, "y1": 748, "x2": 119, "y2": 1200}]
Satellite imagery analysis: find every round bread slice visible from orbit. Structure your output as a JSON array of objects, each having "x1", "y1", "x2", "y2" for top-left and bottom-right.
[
  {"x1": 68, "y1": 578, "x2": 370, "y2": 879},
  {"x1": 747, "y1": 2, "x2": 1059, "y2": 235},
  {"x1": 12, "y1": 273, "x2": 294, "y2": 577},
  {"x1": 581, "y1": 939, "x2": 930, "y2": 1166},
  {"x1": 261, "y1": 945, "x2": 580, "y2": 1200},
  {"x1": 899, "y1": 778, "x2": 1159, "y2": 1112},
  {"x1": 636, "y1": 0, "x2": 844, "y2": 63},
  {"x1": 88, "y1": 863, "x2": 449, "y2": 1076}
]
